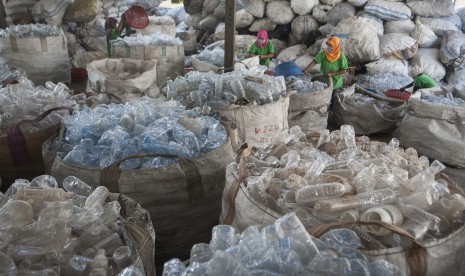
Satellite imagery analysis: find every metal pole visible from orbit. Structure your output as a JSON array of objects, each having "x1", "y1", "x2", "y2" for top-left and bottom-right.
[
  {"x1": 0, "y1": 0, "x2": 7, "y2": 29},
  {"x1": 224, "y1": 0, "x2": 236, "y2": 73}
]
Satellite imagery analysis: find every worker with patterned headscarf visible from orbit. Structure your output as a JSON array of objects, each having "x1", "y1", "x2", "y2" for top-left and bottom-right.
[
  {"x1": 248, "y1": 30, "x2": 275, "y2": 67},
  {"x1": 304, "y1": 36, "x2": 348, "y2": 91}
]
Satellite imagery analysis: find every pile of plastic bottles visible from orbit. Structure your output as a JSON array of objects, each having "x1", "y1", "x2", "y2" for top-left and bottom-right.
[
  {"x1": 56, "y1": 97, "x2": 228, "y2": 169},
  {"x1": 233, "y1": 125, "x2": 465, "y2": 244},
  {"x1": 355, "y1": 73, "x2": 413, "y2": 94},
  {"x1": 0, "y1": 24, "x2": 64, "y2": 38},
  {"x1": 421, "y1": 90, "x2": 465, "y2": 106},
  {"x1": 0, "y1": 175, "x2": 143, "y2": 276},
  {"x1": 0, "y1": 79, "x2": 82, "y2": 134},
  {"x1": 113, "y1": 32, "x2": 182, "y2": 46},
  {"x1": 162, "y1": 70, "x2": 288, "y2": 113},
  {"x1": 286, "y1": 75, "x2": 328, "y2": 93},
  {"x1": 0, "y1": 58, "x2": 23, "y2": 87},
  {"x1": 197, "y1": 48, "x2": 225, "y2": 67},
  {"x1": 346, "y1": 94, "x2": 393, "y2": 110},
  {"x1": 163, "y1": 212, "x2": 404, "y2": 275}
]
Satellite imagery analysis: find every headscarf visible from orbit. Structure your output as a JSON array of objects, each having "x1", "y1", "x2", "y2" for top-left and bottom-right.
[
  {"x1": 256, "y1": 30, "x2": 269, "y2": 49},
  {"x1": 324, "y1": 36, "x2": 341, "y2": 63}
]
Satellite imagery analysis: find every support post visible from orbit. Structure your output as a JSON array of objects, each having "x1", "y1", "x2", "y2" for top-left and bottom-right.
[
  {"x1": 224, "y1": 0, "x2": 236, "y2": 73},
  {"x1": 0, "y1": 0, "x2": 7, "y2": 29}
]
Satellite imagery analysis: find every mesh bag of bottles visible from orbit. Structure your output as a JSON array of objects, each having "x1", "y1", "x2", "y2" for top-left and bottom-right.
[
  {"x1": 0, "y1": 175, "x2": 155, "y2": 275},
  {"x1": 220, "y1": 124, "x2": 465, "y2": 275},
  {"x1": 86, "y1": 58, "x2": 158, "y2": 104},
  {"x1": 0, "y1": 24, "x2": 71, "y2": 86},
  {"x1": 162, "y1": 214, "x2": 405, "y2": 275},
  {"x1": 399, "y1": 86, "x2": 465, "y2": 168},
  {"x1": 109, "y1": 33, "x2": 184, "y2": 87},
  {"x1": 162, "y1": 70, "x2": 291, "y2": 151},
  {"x1": 287, "y1": 75, "x2": 333, "y2": 133},
  {"x1": 333, "y1": 85, "x2": 407, "y2": 136},
  {"x1": 139, "y1": 16, "x2": 176, "y2": 37},
  {"x1": 0, "y1": 79, "x2": 95, "y2": 192},
  {"x1": 42, "y1": 98, "x2": 234, "y2": 272}
]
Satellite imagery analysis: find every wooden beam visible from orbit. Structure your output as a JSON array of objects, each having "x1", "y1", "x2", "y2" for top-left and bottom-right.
[
  {"x1": 224, "y1": 0, "x2": 235, "y2": 73},
  {"x1": 0, "y1": 0, "x2": 7, "y2": 29}
]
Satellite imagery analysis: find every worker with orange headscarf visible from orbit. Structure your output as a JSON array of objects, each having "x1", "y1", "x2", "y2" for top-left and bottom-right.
[{"x1": 304, "y1": 36, "x2": 348, "y2": 99}]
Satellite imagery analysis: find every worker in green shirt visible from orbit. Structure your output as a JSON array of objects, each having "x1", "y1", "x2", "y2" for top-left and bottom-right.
[
  {"x1": 304, "y1": 36, "x2": 348, "y2": 105},
  {"x1": 399, "y1": 73, "x2": 437, "y2": 92},
  {"x1": 105, "y1": 13, "x2": 136, "y2": 58},
  {"x1": 248, "y1": 30, "x2": 275, "y2": 67}
]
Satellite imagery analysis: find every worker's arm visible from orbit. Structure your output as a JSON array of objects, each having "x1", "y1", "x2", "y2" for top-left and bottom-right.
[
  {"x1": 259, "y1": 53, "x2": 274, "y2": 59},
  {"x1": 327, "y1": 69, "x2": 347, "y2": 77},
  {"x1": 304, "y1": 60, "x2": 317, "y2": 74}
]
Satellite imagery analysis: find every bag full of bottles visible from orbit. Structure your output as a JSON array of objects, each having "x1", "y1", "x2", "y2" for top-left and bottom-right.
[
  {"x1": 220, "y1": 124, "x2": 465, "y2": 275},
  {"x1": 42, "y1": 97, "x2": 234, "y2": 272},
  {"x1": 0, "y1": 175, "x2": 155, "y2": 275}
]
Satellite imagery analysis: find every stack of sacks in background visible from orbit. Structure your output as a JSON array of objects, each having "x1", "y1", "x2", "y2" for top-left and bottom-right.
[
  {"x1": 183, "y1": 0, "x2": 465, "y2": 91},
  {"x1": 2, "y1": 0, "x2": 38, "y2": 25}
]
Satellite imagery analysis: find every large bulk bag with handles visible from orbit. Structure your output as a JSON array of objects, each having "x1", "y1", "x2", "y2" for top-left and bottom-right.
[
  {"x1": 399, "y1": 87, "x2": 465, "y2": 168},
  {"x1": 333, "y1": 85, "x2": 407, "y2": 135},
  {"x1": 43, "y1": 131, "x2": 234, "y2": 273},
  {"x1": 218, "y1": 93, "x2": 291, "y2": 152},
  {"x1": 0, "y1": 107, "x2": 73, "y2": 192},
  {"x1": 0, "y1": 34, "x2": 71, "y2": 85},
  {"x1": 110, "y1": 40, "x2": 184, "y2": 87},
  {"x1": 221, "y1": 147, "x2": 465, "y2": 276},
  {"x1": 288, "y1": 76, "x2": 333, "y2": 132}
]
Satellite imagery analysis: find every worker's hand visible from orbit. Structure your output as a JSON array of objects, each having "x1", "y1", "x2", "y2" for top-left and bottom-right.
[{"x1": 326, "y1": 72, "x2": 334, "y2": 77}]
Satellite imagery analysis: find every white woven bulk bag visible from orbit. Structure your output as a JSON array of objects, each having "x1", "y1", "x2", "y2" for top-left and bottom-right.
[
  {"x1": 364, "y1": 0, "x2": 411, "y2": 21},
  {"x1": 276, "y1": 44, "x2": 307, "y2": 62},
  {"x1": 312, "y1": 4, "x2": 331, "y2": 24},
  {"x1": 291, "y1": 15, "x2": 319, "y2": 41},
  {"x1": 384, "y1": 20, "x2": 415, "y2": 34},
  {"x1": 357, "y1": 11, "x2": 384, "y2": 36},
  {"x1": 405, "y1": 0, "x2": 454, "y2": 17},
  {"x1": 415, "y1": 15, "x2": 461, "y2": 37},
  {"x1": 241, "y1": 0, "x2": 266, "y2": 18},
  {"x1": 347, "y1": 0, "x2": 367, "y2": 7},
  {"x1": 184, "y1": 13, "x2": 203, "y2": 28},
  {"x1": 270, "y1": 38, "x2": 288, "y2": 57},
  {"x1": 203, "y1": 0, "x2": 221, "y2": 14},
  {"x1": 365, "y1": 58, "x2": 409, "y2": 76},
  {"x1": 326, "y1": 2, "x2": 356, "y2": 26},
  {"x1": 249, "y1": 18, "x2": 277, "y2": 32},
  {"x1": 439, "y1": 31, "x2": 465, "y2": 71},
  {"x1": 236, "y1": 9, "x2": 255, "y2": 29},
  {"x1": 447, "y1": 68, "x2": 465, "y2": 90},
  {"x1": 294, "y1": 53, "x2": 320, "y2": 72},
  {"x1": 213, "y1": 1, "x2": 226, "y2": 19},
  {"x1": 458, "y1": 8, "x2": 465, "y2": 33},
  {"x1": 214, "y1": 23, "x2": 226, "y2": 41},
  {"x1": 409, "y1": 48, "x2": 446, "y2": 81},
  {"x1": 410, "y1": 24, "x2": 439, "y2": 48},
  {"x1": 330, "y1": 16, "x2": 380, "y2": 62},
  {"x1": 379, "y1": 33, "x2": 418, "y2": 60},
  {"x1": 266, "y1": 1, "x2": 295, "y2": 25},
  {"x1": 32, "y1": 0, "x2": 74, "y2": 26},
  {"x1": 320, "y1": 0, "x2": 343, "y2": 6},
  {"x1": 290, "y1": 0, "x2": 318, "y2": 16},
  {"x1": 318, "y1": 24, "x2": 335, "y2": 37},
  {"x1": 198, "y1": 14, "x2": 220, "y2": 33}
]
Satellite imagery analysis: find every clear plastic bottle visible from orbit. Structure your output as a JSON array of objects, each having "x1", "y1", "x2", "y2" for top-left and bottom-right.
[
  {"x1": 89, "y1": 249, "x2": 108, "y2": 276},
  {"x1": 295, "y1": 183, "x2": 354, "y2": 203},
  {"x1": 0, "y1": 200, "x2": 33, "y2": 229},
  {"x1": 117, "y1": 266, "x2": 143, "y2": 276},
  {"x1": 63, "y1": 176, "x2": 93, "y2": 197},
  {"x1": 189, "y1": 243, "x2": 213, "y2": 264},
  {"x1": 0, "y1": 251, "x2": 17, "y2": 275},
  {"x1": 229, "y1": 79, "x2": 246, "y2": 100},
  {"x1": 112, "y1": 246, "x2": 133, "y2": 270},
  {"x1": 206, "y1": 251, "x2": 251, "y2": 276},
  {"x1": 305, "y1": 157, "x2": 328, "y2": 180},
  {"x1": 274, "y1": 167, "x2": 306, "y2": 180},
  {"x1": 93, "y1": 233, "x2": 124, "y2": 255},
  {"x1": 84, "y1": 186, "x2": 109, "y2": 211},
  {"x1": 314, "y1": 188, "x2": 397, "y2": 213},
  {"x1": 223, "y1": 92, "x2": 237, "y2": 104},
  {"x1": 163, "y1": 258, "x2": 186, "y2": 276},
  {"x1": 30, "y1": 175, "x2": 58, "y2": 189},
  {"x1": 341, "y1": 125, "x2": 356, "y2": 149},
  {"x1": 15, "y1": 187, "x2": 71, "y2": 202},
  {"x1": 400, "y1": 204, "x2": 441, "y2": 230},
  {"x1": 210, "y1": 225, "x2": 236, "y2": 252}
]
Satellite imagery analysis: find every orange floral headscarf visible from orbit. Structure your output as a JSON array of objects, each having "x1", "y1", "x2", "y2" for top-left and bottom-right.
[{"x1": 324, "y1": 37, "x2": 341, "y2": 63}]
